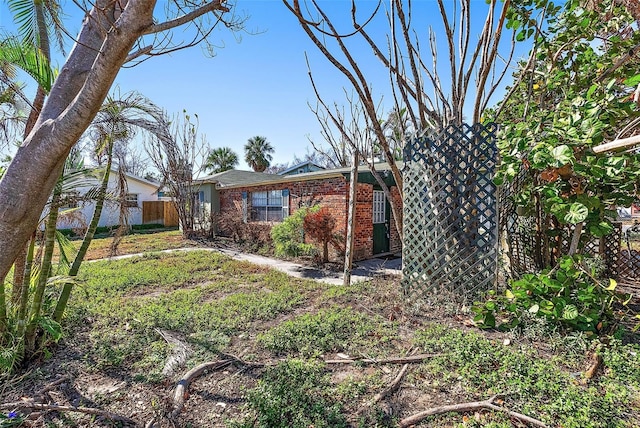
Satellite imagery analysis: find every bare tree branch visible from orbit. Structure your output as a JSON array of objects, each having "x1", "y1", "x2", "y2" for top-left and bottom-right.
[{"x1": 143, "y1": 1, "x2": 230, "y2": 35}]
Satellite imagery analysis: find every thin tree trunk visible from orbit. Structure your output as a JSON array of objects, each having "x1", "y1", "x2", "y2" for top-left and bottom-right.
[
  {"x1": 343, "y1": 151, "x2": 359, "y2": 286},
  {"x1": 54, "y1": 150, "x2": 113, "y2": 322},
  {"x1": 0, "y1": 278, "x2": 6, "y2": 337},
  {"x1": 25, "y1": 176, "x2": 63, "y2": 350},
  {"x1": 11, "y1": 246, "x2": 26, "y2": 305},
  {"x1": 17, "y1": 234, "x2": 36, "y2": 337}
]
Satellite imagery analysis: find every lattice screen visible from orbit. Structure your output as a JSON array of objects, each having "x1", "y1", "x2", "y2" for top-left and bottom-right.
[
  {"x1": 500, "y1": 165, "x2": 623, "y2": 281},
  {"x1": 402, "y1": 123, "x2": 499, "y2": 299}
]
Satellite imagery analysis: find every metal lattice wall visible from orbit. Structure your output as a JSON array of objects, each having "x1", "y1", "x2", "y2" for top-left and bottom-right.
[{"x1": 402, "y1": 123, "x2": 499, "y2": 299}]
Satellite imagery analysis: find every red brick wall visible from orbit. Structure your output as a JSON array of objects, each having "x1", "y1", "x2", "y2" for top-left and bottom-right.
[
  {"x1": 217, "y1": 178, "x2": 402, "y2": 262},
  {"x1": 350, "y1": 183, "x2": 373, "y2": 261}
]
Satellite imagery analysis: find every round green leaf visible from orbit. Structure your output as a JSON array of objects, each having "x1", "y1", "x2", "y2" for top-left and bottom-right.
[
  {"x1": 564, "y1": 202, "x2": 588, "y2": 224},
  {"x1": 562, "y1": 304, "x2": 578, "y2": 320}
]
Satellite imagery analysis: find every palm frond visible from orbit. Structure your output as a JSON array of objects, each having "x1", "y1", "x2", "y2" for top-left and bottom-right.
[
  {"x1": 54, "y1": 230, "x2": 75, "y2": 273},
  {"x1": 7, "y1": 0, "x2": 38, "y2": 47},
  {"x1": 43, "y1": 0, "x2": 66, "y2": 56},
  {"x1": 0, "y1": 37, "x2": 56, "y2": 92}
]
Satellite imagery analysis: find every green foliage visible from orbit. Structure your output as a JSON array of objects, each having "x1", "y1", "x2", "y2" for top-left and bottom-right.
[
  {"x1": 0, "y1": 37, "x2": 56, "y2": 92},
  {"x1": 244, "y1": 136, "x2": 274, "y2": 172},
  {"x1": 233, "y1": 359, "x2": 347, "y2": 428},
  {"x1": 257, "y1": 307, "x2": 394, "y2": 356},
  {"x1": 271, "y1": 206, "x2": 317, "y2": 258},
  {"x1": 0, "y1": 410, "x2": 24, "y2": 427},
  {"x1": 495, "y1": 0, "x2": 640, "y2": 265},
  {"x1": 65, "y1": 251, "x2": 315, "y2": 379},
  {"x1": 413, "y1": 324, "x2": 637, "y2": 427},
  {"x1": 203, "y1": 146, "x2": 239, "y2": 173},
  {"x1": 57, "y1": 223, "x2": 167, "y2": 237},
  {"x1": 472, "y1": 256, "x2": 631, "y2": 332}
]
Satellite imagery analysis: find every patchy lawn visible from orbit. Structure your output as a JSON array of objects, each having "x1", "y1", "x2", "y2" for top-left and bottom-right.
[
  {"x1": 3, "y1": 232, "x2": 640, "y2": 427},
  {"x1": 72, "y1": 229, "x2": 204, "y2": 260}
]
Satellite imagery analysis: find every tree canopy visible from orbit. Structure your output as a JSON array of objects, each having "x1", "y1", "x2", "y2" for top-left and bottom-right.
[{"x1": 244, "y1": 135, "x2": 274, "y2": 172}]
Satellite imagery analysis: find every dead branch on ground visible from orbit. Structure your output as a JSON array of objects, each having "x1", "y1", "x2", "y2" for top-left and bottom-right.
[
  {"x1": 325, "y1": 353, "x2": 442, "y2": 365},
  {"x1": 0, "y1": 401, "x2": 136, "y2": 425},
  {"x1": 582, "y1": 351, "x2": 603, "y2": 384},
  {"x1": 34, "y1": 375, "x2": 73, "y2": 397},
  {"x1": 170, "y1": 359, "x2": 232, "y2": 418},
  {"x1": 371, "y1": 362, "x2": 410, "y2": 405},
  {"x1": 399, "y1": 394, "x2": 548, "y2": 428}
]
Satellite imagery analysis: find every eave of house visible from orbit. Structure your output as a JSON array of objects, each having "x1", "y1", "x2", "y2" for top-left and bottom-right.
[{"x1": 209, "y1": 161, "x2": 404, "y2": 190}]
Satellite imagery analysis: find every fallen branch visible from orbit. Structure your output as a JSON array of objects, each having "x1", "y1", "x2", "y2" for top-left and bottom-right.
[
  {"x1": 399, "y1": 394, "x2": 548, "y2": 428},
  {"x1": 371, "y1": 362, "x2": 410, "y2": 405},
  {"x1": 156, "y1": 328, "x2": 192, "y2": 377},
  {"x1": 325, "y1": 353, "x2": 441, "y2": 365},
  {"x1": 170, "y1": 360, "x2": 232, "y2": 418},
  {"x1": 35, "y1": 375, "x2": 73, "y2": 397},
  {"x1": 0, "y1": 401, "x2": 135, "y2": 425},
  {"x1": 582, "y1": 351, "x2": 603, "y2": 384}
]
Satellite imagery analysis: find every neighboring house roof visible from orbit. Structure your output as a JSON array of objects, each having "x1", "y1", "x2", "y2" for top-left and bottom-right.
[
  {"x1": 196, "y1": 169, "x2": 281, "y2": 187},
  {"x1": 111, "y1": 169, "x2": 162, "y2": 189},
  {"x1": 196, "y1": 162, "x2": 403, "y2": 190},
  {"x1": 278, "y1": 161, "x2": 325, "y2": 176},
  {"x1": 64, "y1": 167, "x2": 161, "y2": 193}
]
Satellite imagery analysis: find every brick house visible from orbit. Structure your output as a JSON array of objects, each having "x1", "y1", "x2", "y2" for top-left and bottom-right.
[{"x1": 194, "y1": 164, "x2": 402, "y2": 261}]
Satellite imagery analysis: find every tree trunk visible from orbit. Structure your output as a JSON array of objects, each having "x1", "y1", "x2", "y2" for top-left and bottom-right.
[
  {"x1": 343, "y1": 151, "x2": 359, "y2": 286},
  {"x1": 0, "y1": 278, "x2": 6, "y2": 337},
  {"x1": 25, "y1": 177, "x2": 63, "y2": 350},
  {"x1": 17, "y1": 234, "x2": 36, "y2": 337},
  {"x1": 54, "y1": 146, "x2": 113, "y2": 322},
  {"x1": 0, "y1": 0, "x2": 156, "y2": 282},
  {"x1": 11, "y1": 246, "x2": 26, "y2": 305}
]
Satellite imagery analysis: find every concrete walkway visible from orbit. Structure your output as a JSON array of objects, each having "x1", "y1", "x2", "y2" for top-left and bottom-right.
[{"x1": 96, "y1": 247, "x2": 402, "y2": 285}]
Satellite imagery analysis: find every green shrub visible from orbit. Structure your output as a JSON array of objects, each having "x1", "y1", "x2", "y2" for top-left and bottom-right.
[
  {"x1": 472, "y1": 255, "x2": 632, "y2": 333},
  {"x1": 271, "y1": 206, "x2": 317, "y2": 258},
  {"x1": 235, "y1": 359, "x2": 347, "y2": 428}
]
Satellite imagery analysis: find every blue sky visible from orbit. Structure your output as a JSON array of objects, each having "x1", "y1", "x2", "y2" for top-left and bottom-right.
[{"x1": 1, "y1": 0, "x2": 528, "y2": 172}]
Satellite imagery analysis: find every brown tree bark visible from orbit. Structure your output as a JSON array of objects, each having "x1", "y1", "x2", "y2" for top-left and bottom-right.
[{"x1": 0, "y1": 0, "x2": 230, "y2": 281}]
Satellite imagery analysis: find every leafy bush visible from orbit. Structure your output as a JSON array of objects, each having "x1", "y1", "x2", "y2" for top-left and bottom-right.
[
  {"x1": 472, "y1": 255, "x2": 632, "y2": 333},
  {"x1": 271, "y1": 206, "x2": 317, "y2": 258},
  {"x1": 303, "y1": 206, "x2": 338, "y2": 263}
]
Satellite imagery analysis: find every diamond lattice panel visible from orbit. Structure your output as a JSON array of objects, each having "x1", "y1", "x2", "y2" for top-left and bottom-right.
[{"x1": 402, "y1": 123, "x2": 499, "y2": 300}]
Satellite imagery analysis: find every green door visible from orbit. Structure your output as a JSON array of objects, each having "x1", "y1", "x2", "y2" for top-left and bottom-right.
[{"x1": 372, "y1": 190, "x2": 390, "y2": 254}]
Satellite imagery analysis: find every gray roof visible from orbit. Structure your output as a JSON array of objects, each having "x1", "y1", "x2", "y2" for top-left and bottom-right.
[
  {"x1": 195, "y1": 161, "x2": 403, "y2": 189},
  {"x1": 196, "y1": 169, "x2": 281, "y2": 187}
]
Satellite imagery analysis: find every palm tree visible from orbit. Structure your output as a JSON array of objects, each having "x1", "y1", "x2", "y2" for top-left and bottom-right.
[
  {"x1": 53, "y1": 90, "x2": 167, "y2": 323},
  {"x1": 244, "y1": 135, "x2": 274, "y2": 172},
  {"x1": 203, "y1": 146, "x2": 239, "y2": 173}
]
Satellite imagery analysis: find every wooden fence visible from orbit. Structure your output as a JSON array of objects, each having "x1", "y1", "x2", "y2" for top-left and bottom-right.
[{"x1": 142, "y1": 201, "x2": 179, "y2": 227}]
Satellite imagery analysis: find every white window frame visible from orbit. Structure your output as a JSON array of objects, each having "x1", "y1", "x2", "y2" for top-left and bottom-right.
[
  {"x1": 373, "y1": 190, "x2": 386, "y2": 224},
  {"x1": 250, "y1": 189, "x2": 289, "y2": 222},
  {"x1": 125, "y1": 193, "x2": 139, "y2": 208}
]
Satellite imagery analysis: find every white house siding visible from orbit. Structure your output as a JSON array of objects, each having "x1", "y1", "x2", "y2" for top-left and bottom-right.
[{"x1": 57, "y1": 172, "x2": 160, "y2": 229}]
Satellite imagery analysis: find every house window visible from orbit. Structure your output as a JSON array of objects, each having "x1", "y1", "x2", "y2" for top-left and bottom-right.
[
  {"x1": 125, "y1": 193, "x2": 139, "y2": 208},
  {"x1": 250, "y1": 189, "x2": 289, "y2": 222},
  {"x1": 373, "y1": 190, "x2": 386, "y2": 224}
]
